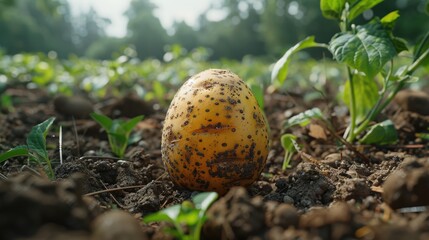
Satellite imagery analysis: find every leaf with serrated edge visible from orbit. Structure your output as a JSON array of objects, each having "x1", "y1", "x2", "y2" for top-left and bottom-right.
[{"x1": 329, "y1": 20, "x2": 397, "y2": 77}]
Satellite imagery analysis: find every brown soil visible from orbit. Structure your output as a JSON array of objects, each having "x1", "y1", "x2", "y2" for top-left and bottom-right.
[{"x1": 1, "y1": 87, "x2": 429, "y2": 240}]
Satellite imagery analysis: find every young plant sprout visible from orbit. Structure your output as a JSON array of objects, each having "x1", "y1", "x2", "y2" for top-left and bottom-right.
[
  {"x1": 90, "y1": 113, "x2": 143, "y2": 158},
  {"x1": 0, "y1": 117, "x2": 56, "y2": 179},
  {"x1": 281, "y1": 133, "x2": 298, "y2": 170},
  {"x1": 144, "y1": 192, "x2": 218, "y2": 240}
]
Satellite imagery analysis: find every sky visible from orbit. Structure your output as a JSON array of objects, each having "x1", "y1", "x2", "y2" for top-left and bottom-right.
[{"x1": 69, "y1": 0, "x2": 217, "y2": 37}]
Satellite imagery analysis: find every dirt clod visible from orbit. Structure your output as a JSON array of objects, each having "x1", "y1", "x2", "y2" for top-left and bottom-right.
[
  {"x1": 0, "y1": 172, "x2": 95, "y2": 239},
  {"x1": 383, "y1": 158, "x2": 429, "y2": 209},
  {"x1": 92, "y1": 209, "x2": 148, "y2": 240},
  {"x1": 204, "y1": 187, "x2": 265, "y2": 239}
]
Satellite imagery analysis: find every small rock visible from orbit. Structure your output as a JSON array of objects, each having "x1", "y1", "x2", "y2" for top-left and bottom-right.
[
  {"x1": 282, "y1": 195, "x2": 294, "y2": 204},
  {"x1": 203, "y1": 187, "x2": 265, "y2": 240},
  {"x1": 53, "y1": 95, "x2": 93, "y2": 118},
  {"x1": 394, "y1": 90, "x2": 429, "y2": 116},
  {"x1": 92, "y1": 210, "x2": 147, "y2": 240},
  {"x1": 272, "y1": 204, "x2": 299, "y2": 228}
]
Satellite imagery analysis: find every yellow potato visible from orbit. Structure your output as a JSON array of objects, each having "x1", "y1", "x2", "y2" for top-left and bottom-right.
[{"x1": 161, "y1": 69, "x2": 269, "y2": 194}]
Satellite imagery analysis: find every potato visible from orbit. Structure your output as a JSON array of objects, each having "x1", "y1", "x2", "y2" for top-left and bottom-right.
[{"x1": 161, "y1": 69, "x2": 269, "y2": 194}]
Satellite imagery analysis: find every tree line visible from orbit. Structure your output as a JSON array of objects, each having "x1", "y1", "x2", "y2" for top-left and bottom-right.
[{"x1": 0, "y1": 0, "x2": 427, "y2": 60}]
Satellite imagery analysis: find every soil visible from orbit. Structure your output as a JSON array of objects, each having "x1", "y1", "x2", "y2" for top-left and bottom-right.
[{"x1": 1, "y1": 87, "x2": 429, "y2": 240}]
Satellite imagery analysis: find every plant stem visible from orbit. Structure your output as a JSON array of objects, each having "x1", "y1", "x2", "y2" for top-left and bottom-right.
[
  {"x1": 352, "y1": 48, "x2": 429, "y2": 139},
  {"x1": 346, "y1": 68, "x2": 357, "y2": 142},
  {"x1": 44, "y1": 157, "x2": 55, "y2": 179}
]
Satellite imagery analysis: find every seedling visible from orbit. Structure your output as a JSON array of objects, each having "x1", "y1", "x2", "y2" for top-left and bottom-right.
[
  {"x1": 0, "y1": 94, "x2": 14, "y2": 112},
  {"x1": 90, "y1": 113, "x2": 144, "y2": 158},
  {"x1": 144, "y1": 192, "x2": 218, "y2": 240},
  {"x1": 272, "y1": 0, "x2": 429, "y2": 143},
  {"x1": 0, "y1": 117, "x2": 56, "y2": 179},
  {"x1": 280, "y1": 133, "x2": 298, "y2": 170}
]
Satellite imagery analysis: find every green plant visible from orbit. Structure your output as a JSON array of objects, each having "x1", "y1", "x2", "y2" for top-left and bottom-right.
[
  {"x1": 280, "y1": 133, "x2": 298, "y2": 170},
  {"x1": 0, "y1": 94, "x2": 14, "y2": 112},
  {"x1": 90, "y1": 113, "x2": 143, "y2": 158},
  {"x1": 272, "y1": 0, "x2": 429, "y2": 143},
  {"x1": 144, "y1": 192, "x2": 218, "y2": 240},
  {"x1": 0, "y1": 117, "x2": 56, "y2": 179}
]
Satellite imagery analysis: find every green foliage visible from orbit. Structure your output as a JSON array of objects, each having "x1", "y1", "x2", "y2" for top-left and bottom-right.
[
  {"x1": 274, "y1": 0, "x2": 429, "y2": 144},
  {"x1": 0, "y1": 94, "x2": 14, "y2": 112},
  {"x1": 320, "y1": 0, "x2": 346, "y2": 20},
  {"x1": 90, "y1": 113, "x2": 144, "y2": 158},
  {"x1": 249, "y1": 82, "x2": 265, "y2": 109},
  {"x1": 0, "y1": 117, "x2": 56, "y2": 179},
  {"x1": 271, "y1": 36, "x2": 327, "y2": 85},
  {"x1": 280, "y1": 134, "x2": 298, "y2": 170},
  {"x1": 329, "y1": 19, "x2": 397, "y2": 78},
  {"x1": 360, "y1": 120, "x2": 398, "y2": 145},
  {"x1": 283, "y1": 108, "x2": 324, "y2": 129},
  {"x1": 341, "y1": 73, "x2": 378, "y2": 122},
  {"x1": 144, "y1": 192, "x2": 218, "y2": 240}
]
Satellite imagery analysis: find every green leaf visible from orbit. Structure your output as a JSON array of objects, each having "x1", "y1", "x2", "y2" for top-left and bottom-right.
[
  {"x1": 177, "y1": 208, "x2": 200, "y2": 226},
  {"x1": 143, "y1": 205, "x2": 181, "y2": 223},
  {"x1": 360, "y1": 119, "x2": 398, "y2": 145},
  {"x1": 320, "y1": 0, "x2": 346, "y2": 20},
  {"x1": 329, "y1": 20, "x2": 397, "y2": 77},
  {"x1": 192, "y1": 192, "x2": 218, "y2": 212},
  {"x1": 414, "y1": 31, "x2": 429, "y2": 66},
  {"x1": 342, "y1": 74, "x2": 379, "y2": 122},
  {"x1": 249, "y1": 82, "x2": 264, "y2": 109},
  {"x1": 381, "y1": 11, "x2": 400, "y2": 29},
  {"x1": 27, "y1": 117, "x2": 55, "y2": 162},
  {"x1": 272, "y1": 36, "x2": 326, "y2": 85},
  {"x1": 281, "y1": 134, "x2": 298, "y2": 152},
  {"x1": 90, "y1": 113, "x2": 113, "y2": 131},
  {"x1": 122, "y1": 115, "x2": 144, "y2": 133},
  {"x1": 416, "y1": 132, "x2": 429, "y2": 140},
  {"x1": 348, "y1": 0, "x2": 384, "y2": 22},
  {"x1": 284, "y1": 108, "x2": 323, "y2": 129},
  {"x1": 280, "y1": 134, "x2": 298, "y2": 170},
  {"x1": 426, "y1": 0, "x2": 429, "y2": 15},
  {"x1": 0, "y1": 146, "x2": 29, "y2": 163}
]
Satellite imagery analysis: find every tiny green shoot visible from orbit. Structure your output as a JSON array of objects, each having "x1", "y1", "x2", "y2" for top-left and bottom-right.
[
  {"x1": 280, "y1": 133, "x2": 298, "y2": 170},
  {"x1": 90, "y1": 113, "x2": 144, "y2": 158},
  {"x1": 0, "y1": 117, "x2": 56, "y2": 179},
  {"x1": 144, "y1": 192, "x2": 218, "y2": 240}
]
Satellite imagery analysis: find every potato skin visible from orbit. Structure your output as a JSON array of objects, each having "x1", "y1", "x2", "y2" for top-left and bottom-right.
[{"x1": 161, "y1": 69, "x2": 269, "y2": 194}]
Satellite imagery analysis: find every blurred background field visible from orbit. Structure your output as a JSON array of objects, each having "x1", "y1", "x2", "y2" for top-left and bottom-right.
[{"x1": 0, "y1": 0, "x2": 428, "y2": 101}]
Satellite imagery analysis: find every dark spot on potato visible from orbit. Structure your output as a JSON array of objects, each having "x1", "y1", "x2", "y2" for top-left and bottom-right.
[
  {"x1": 222, "y1": 143, "x2": 227, "y2": 147},
  {"x1": 228, "y1": 97, "x2": 237, "y2": 105}
]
